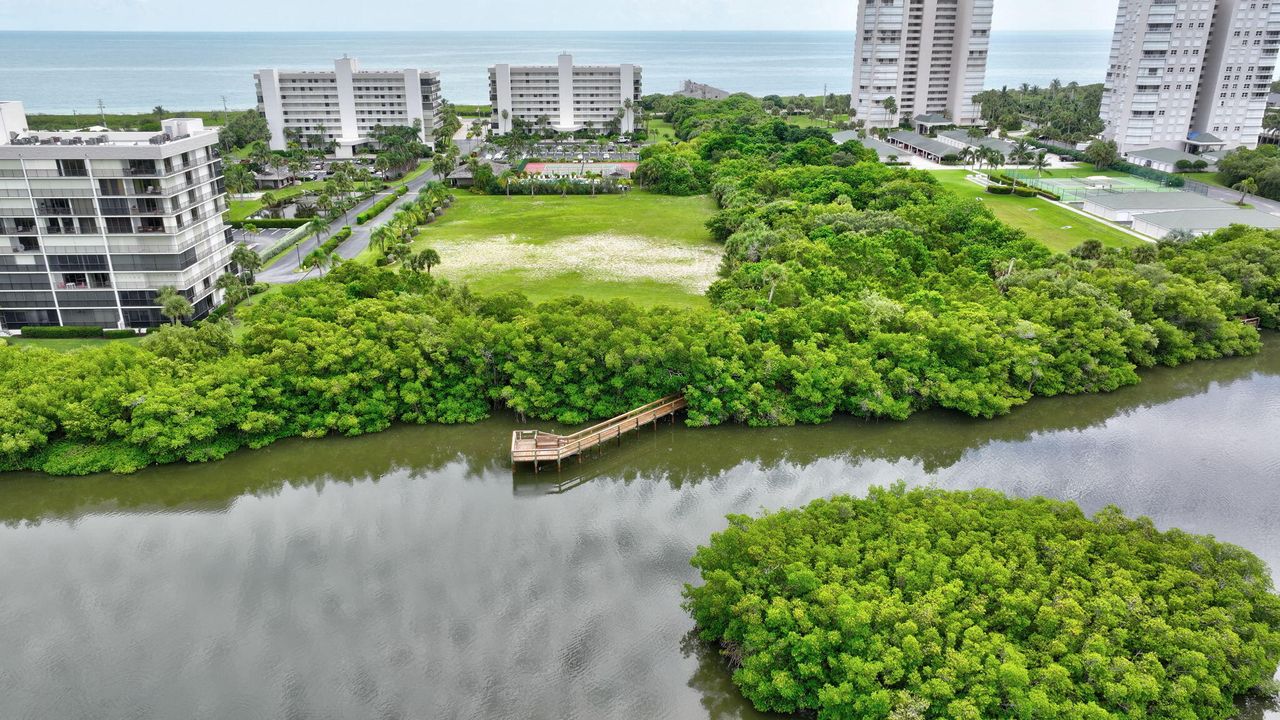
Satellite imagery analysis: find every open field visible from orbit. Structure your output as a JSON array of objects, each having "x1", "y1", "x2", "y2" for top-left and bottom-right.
[
  {"x1": 646, "y1": 119, "x2": 678, "y2": 143},
  {"x1": 784, "y1": 114, "x2": 849, "y2": 129},
  {"x1": 401, "y1": 192, "x2": 719, "y2": 307},
  {"x1": 930, "y1": 170, "x2": 1147, "y2": 253},
  {"x1": 5, "y1": 336, "x2": 145, "y2": 352}
]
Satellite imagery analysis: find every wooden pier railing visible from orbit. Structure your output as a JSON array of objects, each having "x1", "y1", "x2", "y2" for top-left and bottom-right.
[{"x1": 511, "y1": 394, "x2": 687, "y2": 470}]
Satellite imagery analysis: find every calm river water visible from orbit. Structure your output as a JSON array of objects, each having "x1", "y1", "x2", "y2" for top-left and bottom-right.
[{"x1": 2, "y1": 337, "x2": 1279, "y2": 720}]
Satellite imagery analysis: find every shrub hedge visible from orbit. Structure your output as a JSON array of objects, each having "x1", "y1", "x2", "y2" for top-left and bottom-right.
[
  {"x1": 317, "y1": 226, "x2": 353, "y2": 255},
  {"x1": 1014, "y1": 186, "x2": 1038, "y2": 197},
  {"x1": 986, "y1": 184, "x2": 1014, "y2": 195},
  {"x1": 103, "y1": 329, "x2": 140, "y2": 339},
  {"x1": 20, "y1": 325, "x2": 103, "y2": 338},
  {"x1": 356, "y1": 185, "x2": 408, "y2": 224}
]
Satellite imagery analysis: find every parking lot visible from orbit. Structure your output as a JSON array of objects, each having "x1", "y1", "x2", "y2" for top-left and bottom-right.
[{"x1": 233, "y1": 227, "x2": 294, "y2": 254}]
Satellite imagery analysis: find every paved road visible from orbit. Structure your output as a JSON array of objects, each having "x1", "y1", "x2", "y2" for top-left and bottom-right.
[
  {"x1": 1197, "y1": 183, "x2": 1280, "y2": 215},
  {"x1": 256, "y1": 172, "x2": 439, "y2": 284}
]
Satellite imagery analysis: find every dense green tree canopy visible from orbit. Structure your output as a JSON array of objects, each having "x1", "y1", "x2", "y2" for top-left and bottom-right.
[
  {"x1": 972, "y1": 82, "x2": 1105, "y2": 141},
  {"x1": 1215, "y1": 145, "x2": 1280, "y2": 202},
  {"x1": 3, "y1": 94, "x2": 1280, "y2": 475},
  {"x1": 685, "y1": 485, "x2": 1280, "y2": 720}
]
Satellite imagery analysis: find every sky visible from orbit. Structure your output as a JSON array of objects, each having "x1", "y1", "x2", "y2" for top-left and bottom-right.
[{"x1": 0, "y1": 0, "x2": 1120, "y2": 32}]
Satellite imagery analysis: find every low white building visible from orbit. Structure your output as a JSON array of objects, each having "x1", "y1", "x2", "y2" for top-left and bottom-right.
[
  {"x1": 489, "y1": 54, "x2": 642, "y2": 136},
  {"x1": 1123, "y1": 147, "x2": 1209, "y2": 174},
  {"x1": 0, "y1": 101, "x2": 233, "y2": 329},
  {"x1": 255, "y1": 56, "x2": 443, "y2": 158},
  {"x1": 1082, "y1": 191, "x2": 1230, "y2": 223},
  {"x1": 1132, "y1": 207, "x2": 1280, "y2": 238}
]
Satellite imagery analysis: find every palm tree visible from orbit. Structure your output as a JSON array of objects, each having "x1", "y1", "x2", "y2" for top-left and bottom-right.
[
  {"x1": 156, "y1": 286, "x2": 193, "y2": 325},
  {"x1": 881, "y1": 96, "x2": 897, "y2": 126},
  {"x1": 307, "y1": 215, "x2": 329, "y2": 243},
  {"x1": 498, "y1": 170, "x2": 517, "y2": 198},
  {"x1": 1030, "y1": 151, "x2": 1051, "y2": 178},
  {"x1": 416, "y1": 248, "x2": 441, "y2": 275},
  {"x1": 432, "y1": 152, "x2": 454, "y2": 179},
  {"x1": 230, "y1": 243, "x2": 263, "y2": 285},
  {"x1": 1233, "y1": 178, "x2": 1259, "y2": 205},
  {"x1": 316, "y1": 192, "x2": 334, "y2": 219},
  {"x1": 370, "y1": 225, "x2": 393, "y2": 256},
  {"x1": 959, "y1": 147, "x2": 978, "y2": 170},
  {"x1": 225, "y1": 163, "x2": 256, "y2": 195},
  {"x1": 303, "y1": 249, "x2": 337, "y2": 277},
  {"x1": 215, "y1": 272, "x2": 249, "y2": 313},
  {"x1": 584, "y1": 171, "x2": 602, "y2": 197},
  {"x1": 240, "y1": 222, "x2": 259, "y2": 246}
]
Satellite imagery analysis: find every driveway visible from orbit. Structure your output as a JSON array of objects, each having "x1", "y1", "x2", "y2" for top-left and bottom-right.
[
  {"x1": 1196, "y1": 183, "x2": 1280, "y2": 216},
  {"x1": 256, "y1": 172, "x2": 439, "y2": 284}
]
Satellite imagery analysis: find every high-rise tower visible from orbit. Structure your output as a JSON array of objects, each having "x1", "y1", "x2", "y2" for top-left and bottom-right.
[
  {"x1": 1101, "y1": 0, "x2": 1280, "y2": 153},
  {"x1": 851, "y1": 0, "x2": 994, "y2": 129}
]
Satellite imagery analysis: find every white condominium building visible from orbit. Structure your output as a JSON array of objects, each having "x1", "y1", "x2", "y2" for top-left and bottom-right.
[
  {"x1": 255, "y1": 57, "x2": 443, "y2": 158},
  {"x1": 0, "y1": 101, "x2": 233, "y2": 329},
  {"x1": 489, "y1": 54, "x2": 642, "y2": 135},
  {"x1": 851, "y1": 0, "x2": 993, "y2": 129},
  {"x1": 1101, "y1": 0, "x2": 1280, "y2": 154}
]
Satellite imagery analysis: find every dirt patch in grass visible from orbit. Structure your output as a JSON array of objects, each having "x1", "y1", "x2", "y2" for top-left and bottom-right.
[{"x1": 434, "y1": 233, "x2": 722, "y2": 293}]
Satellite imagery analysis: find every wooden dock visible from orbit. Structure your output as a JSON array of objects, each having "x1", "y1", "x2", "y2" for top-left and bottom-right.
[{"x1": 511, "y1": 394, "x2": 687, "y2": 470}]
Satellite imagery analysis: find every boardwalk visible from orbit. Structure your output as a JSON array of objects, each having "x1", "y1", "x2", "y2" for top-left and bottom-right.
[{"x1": 511, "y1": 395, "x2": 687, "y2": 470}]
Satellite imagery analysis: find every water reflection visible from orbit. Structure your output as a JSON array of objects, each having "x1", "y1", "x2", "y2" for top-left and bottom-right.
[{"x1": 0, "y1": 337, "x2": 1277, "y2": 719}]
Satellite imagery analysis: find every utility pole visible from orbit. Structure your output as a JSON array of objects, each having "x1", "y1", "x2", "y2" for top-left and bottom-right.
[
  {"x1": 97, "y1": 99, "x2": 106, "y2": 128},
  {"x1": 221, "y1": 95, "x2": 229, "y2": 126}
]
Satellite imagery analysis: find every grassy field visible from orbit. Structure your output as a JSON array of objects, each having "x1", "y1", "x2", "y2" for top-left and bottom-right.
[
  {"x1": 931, "y1": 170, "x2": 1147, "y2": 253},
  {"x1": 400, "y1": 192, "x2": 720, "y2": 307},
  {"x1": 6, "y1": 336, "x2": 144, "y2": 352},
  {"x1": 1183, "y1": 171, "x2": 1230, "y2": 188},
  {"x1": 784, "y1": 114, "x2": 849, "y2": 129},
  {"x1": 647, "y1": 119, "x2": 678, "y2": 143}
]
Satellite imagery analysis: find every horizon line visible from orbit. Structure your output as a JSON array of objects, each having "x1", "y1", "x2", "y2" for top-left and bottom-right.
[{"x1": 0, "y1": 28, "x2": 1113, "y2": 34}]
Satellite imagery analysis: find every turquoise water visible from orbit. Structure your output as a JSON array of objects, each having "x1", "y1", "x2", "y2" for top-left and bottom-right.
[{"x1": 0, "y1": 30, "x2": 1111, "y2": 113}]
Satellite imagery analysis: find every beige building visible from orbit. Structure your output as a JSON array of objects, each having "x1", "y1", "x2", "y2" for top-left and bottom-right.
[
  {"x1": 1101, "y1": 0, "x2": 1280, "y2": 154},
  {"x1": 489, "y1": 54, "x2": 642, "y2": 136},
  {"x1": 255, "y1": 57, "x2": 443, "y2": 158},
  {"x1": 851, "y1": 0, "x2": 994, "y2": 128}
]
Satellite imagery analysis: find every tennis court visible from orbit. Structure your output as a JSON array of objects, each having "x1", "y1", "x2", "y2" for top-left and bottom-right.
[
  {"x1": 1010, "y1": 172, "x2": 1177, "y2": 202},
  {"x1": 524, "y1": 161, "x2": 638, "y2": 178}
]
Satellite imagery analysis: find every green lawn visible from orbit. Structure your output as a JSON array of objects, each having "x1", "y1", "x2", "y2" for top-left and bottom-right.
[
  {"x1": 647, "y1": 119, "x2": 678, "y2": 143},
  {"x1": 6, "y1": 337, "x2": 144, "y2": 352},
  {"x1": 785, "y1": 114, "x2": 849, "y2": 129},
  {"x1": 399, "y1": 191, "x2": 720, "y2": 307},
  {"x1": 931, "y1": 170, "x2": 1147, "y2": 253},
  {"x1": 1183, "y1": 171, "x2": 1229, "y2": 188}
]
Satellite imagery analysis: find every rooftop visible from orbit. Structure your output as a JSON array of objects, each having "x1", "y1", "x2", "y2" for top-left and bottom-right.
[
  {"x1": 1126, "y1": 146, "x2": 1204, "y2": 165},
  {"x1": 2, "y1": 110, "x2": 214, "y2": 149},
  {"x1": 938, "y1": 129, "x2": 1015, "y2": 154},
  {"x1": 888, "y1": 130, "x2": 956, "y2": 159},
  {"x1": 914, "y1": 113, "x2": 951, "y2": 125},
  {"x1": 1139, "y1": 208, "x2": 1280, "y2": 232},
  {"x1": 1084, "y1": 191, "x2": 1229, "y2": 211}
]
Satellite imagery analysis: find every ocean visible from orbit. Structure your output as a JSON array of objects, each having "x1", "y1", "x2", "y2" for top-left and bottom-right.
[{"x1": 0, "y1": 30, "x2": 1112, "y2": 114}]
